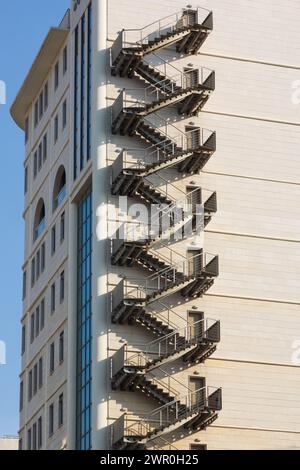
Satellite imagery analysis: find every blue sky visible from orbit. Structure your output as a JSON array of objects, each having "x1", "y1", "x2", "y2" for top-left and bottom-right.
[{"x1": 0, "y1": 0, "x2": 69, "y2": 437}]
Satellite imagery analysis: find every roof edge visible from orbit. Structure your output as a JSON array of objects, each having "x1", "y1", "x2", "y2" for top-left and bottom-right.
[{"x1": 10, "y1": 27, "x2": 69, "y2": 130}]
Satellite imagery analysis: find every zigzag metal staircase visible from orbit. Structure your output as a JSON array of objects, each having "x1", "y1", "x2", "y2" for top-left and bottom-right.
[{"x1": 110, "y1": 6, "x2": 221, "y2": 450}]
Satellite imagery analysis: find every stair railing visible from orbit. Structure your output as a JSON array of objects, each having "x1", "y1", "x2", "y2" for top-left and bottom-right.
[
  {"x1": 122, "y1": 66, "x2": 214, "y2": 108},
  {"x1": 124, "y1": 317, "x2": 218, "y2": 368},
  {"x1": 120, "y1": 250, "x2": 218, "y2": 300},
  {"x1": 124, "y1": 386, "x2": 212, "y2": 439},
  {"x1": 115, "y1": 7, "x2": 212, "y2": 50},
  {"x1": 113, "y1": 127, "x2": 214, "y2": 179}
]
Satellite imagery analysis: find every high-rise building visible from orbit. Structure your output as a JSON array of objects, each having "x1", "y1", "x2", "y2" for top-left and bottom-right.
[{"x1": 11, "y1": 0, "x2": 300, "y2": 451}]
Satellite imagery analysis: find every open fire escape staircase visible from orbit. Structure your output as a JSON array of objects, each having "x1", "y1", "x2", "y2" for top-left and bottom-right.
[{"x1": 110, "y1": 6, "x2": 221, "y2": 450}]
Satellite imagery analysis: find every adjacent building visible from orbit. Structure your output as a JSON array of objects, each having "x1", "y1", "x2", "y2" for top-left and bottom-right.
[
  {"x1": 11, "y1": 0, "x2": 300, "y2": 450},
  {"x1": 0, "y1": 437, "x2": 19, "y2": 451}
]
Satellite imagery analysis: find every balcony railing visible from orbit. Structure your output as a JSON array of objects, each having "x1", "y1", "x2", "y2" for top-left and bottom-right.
[
  {"x1": 53, "y1": 185, "x2": 66, "y2": 212},
  {"x1": 33, "y1": 218, "x2": 45, "y2": 242}
]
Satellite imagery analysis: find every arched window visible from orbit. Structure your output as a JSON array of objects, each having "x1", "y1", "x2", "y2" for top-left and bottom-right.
[
  {"x1": 53, "y1": 166, "x2": 66, "y2": 211},
  {"x1": 33, "y1": 199, "x2": 46, "y2": 241}
]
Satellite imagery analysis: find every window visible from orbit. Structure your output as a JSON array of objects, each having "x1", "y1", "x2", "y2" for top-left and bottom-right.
[
  {"x1": 33, "y1": 423, "x2": 37, "y2": 450},
  {"x1": 31, "y1": 259, "x2": 35, "y2": 287},
  {"x1": 63, "y1": 46, "x2": 68, "y2": 74},
  {"x1": 59, "y1": 331, "x2": 64, "y2": 364},
  {"x1": 51, "y1": 226, "x2": 56, "y2": 255},
  {"x1": 50, "y1": 342, "x2": 55, "y2": 374},
  {"x1": 36, "y1": 250, "x2": 40, "y2": 280},
  {"x1": 20, "y1": 381, "x2": 24, "y2": 411},
  {"x1": 60, "y1": 271, "x2": 65, "y2": 303},
  {"x1": 33, "y1": 199, "x2": 46, "y2": 242},
  {"x1": 51, "y1": 283, "x2": 56, "y2": 314},
  {"x1": 35, "y1": 309, "x2": 39, "y2": 335},
  {"x1": 19, "y1": 439, "x2": 23, "y2": 451},
  {"x1": 62, "y1": 100, "x2": 67, "y2": 129},
  {"x1": 24, "y1": 166, "x2": 28, "y2": 194},
  {"x1": 38, "y1": 142, "x2": 42, "y2": 170},
  {"x1": 39, "y1": 357, "x2": 43, "y2": 389},
  {"x1": 39, "y1": 92, "x2": 43, "y2": 120},
  {"x1": 33, "y1": 364, "x2": 38, "y2": 395},
  {"x1": 22, "y1": 271, "x2": 27, "y2": 300},
  {"x1": 60, "y1": 212, "x2": 65, "y2": 242},
  {"x1": 58, "y1": 394, "x2": 64, "y2": 427},
  {"x1": 54, "y1": 115, "x2": 59, "y2": 142},
  {"x1": 40, "y1": 299, "x2": 45, "y2": 330},
  {"x1": 43, "y1": 133, "x2": 47, "y2": 162},
  {"x1": 38, "y1": 417, "x2": 43, "y2": 449},
  {"x1": 73, "y1": 25, "x2": 79, "y2": 179},
  {"x1": 25, "y1": 117, "x2": 29, "y2": 143},
  {"x1": 49, "y1": 404, "x2": 54, "y2": 436},
  {"x1": 35, "y1": 306, "x2": 40, "y2": 337},
  {"x1": 30, "y1": 314, "x2": 35, "y2": 343},
  {"x1": 33, "y1": 151, "x2": 38, "y2": 178},
  {"x1": 76, "y1": 189, "x2": 92, "y2": 450},
  {"x1": 87, "y1": 4, "x2": 92, "y2": 161},
  {"x1": 27, "y1": 429, "x2": 32, "y2": 450},
  {"x1": 54, "y1": 62, "x2": 59, "y2": 90},
  {"x1": 41, "y1": 242, "x2": 46, "y2": 273},
  {"x1": 53, "y1": 167, "x2": 66, "y2": 211},
  {"x1": 28, "y1": 370, "x2": 32, "y2": 401},
  {"x1": 21, "y1": 325, "x2": 26, "y2": 355},
  {"x1": 44, "y1": 82, "x2": 48, "y2": 111},
  {"x1": 34, "y1": 101, "x2": 38, "y2": 127},
  {"x1": 80, "y1": 15, "x2": 86, "y2": 172}
]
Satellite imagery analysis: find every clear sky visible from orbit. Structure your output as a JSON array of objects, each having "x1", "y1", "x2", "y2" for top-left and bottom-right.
[{"x1": 0, "y1": 0, "x2": 70, "y2": 437}]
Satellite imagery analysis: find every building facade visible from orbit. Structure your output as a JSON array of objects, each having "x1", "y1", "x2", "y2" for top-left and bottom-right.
[
  {"x1": 11, "y1": 0, "x2": 300, "y2": 450},
  {"x1": 0, "y1": 437, "x2": 19, "y2": 451}
]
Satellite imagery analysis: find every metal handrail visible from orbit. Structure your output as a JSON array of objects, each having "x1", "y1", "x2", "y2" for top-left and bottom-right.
[
  {"x1": 122, "y1": 66, "x2": 214, "y2": 108},
  {"x1": 119, "y1": 7, "x2": 212, "y2": 47},
  {"x1": 121, "y1": 250, "x2": 216, "y2": 292},
  {"x1": 124, "y1": 317, "x2": 219, "y2": 368},
  {"x1": 124, "y1": 385, "x2": 219, "y2": 438}
]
